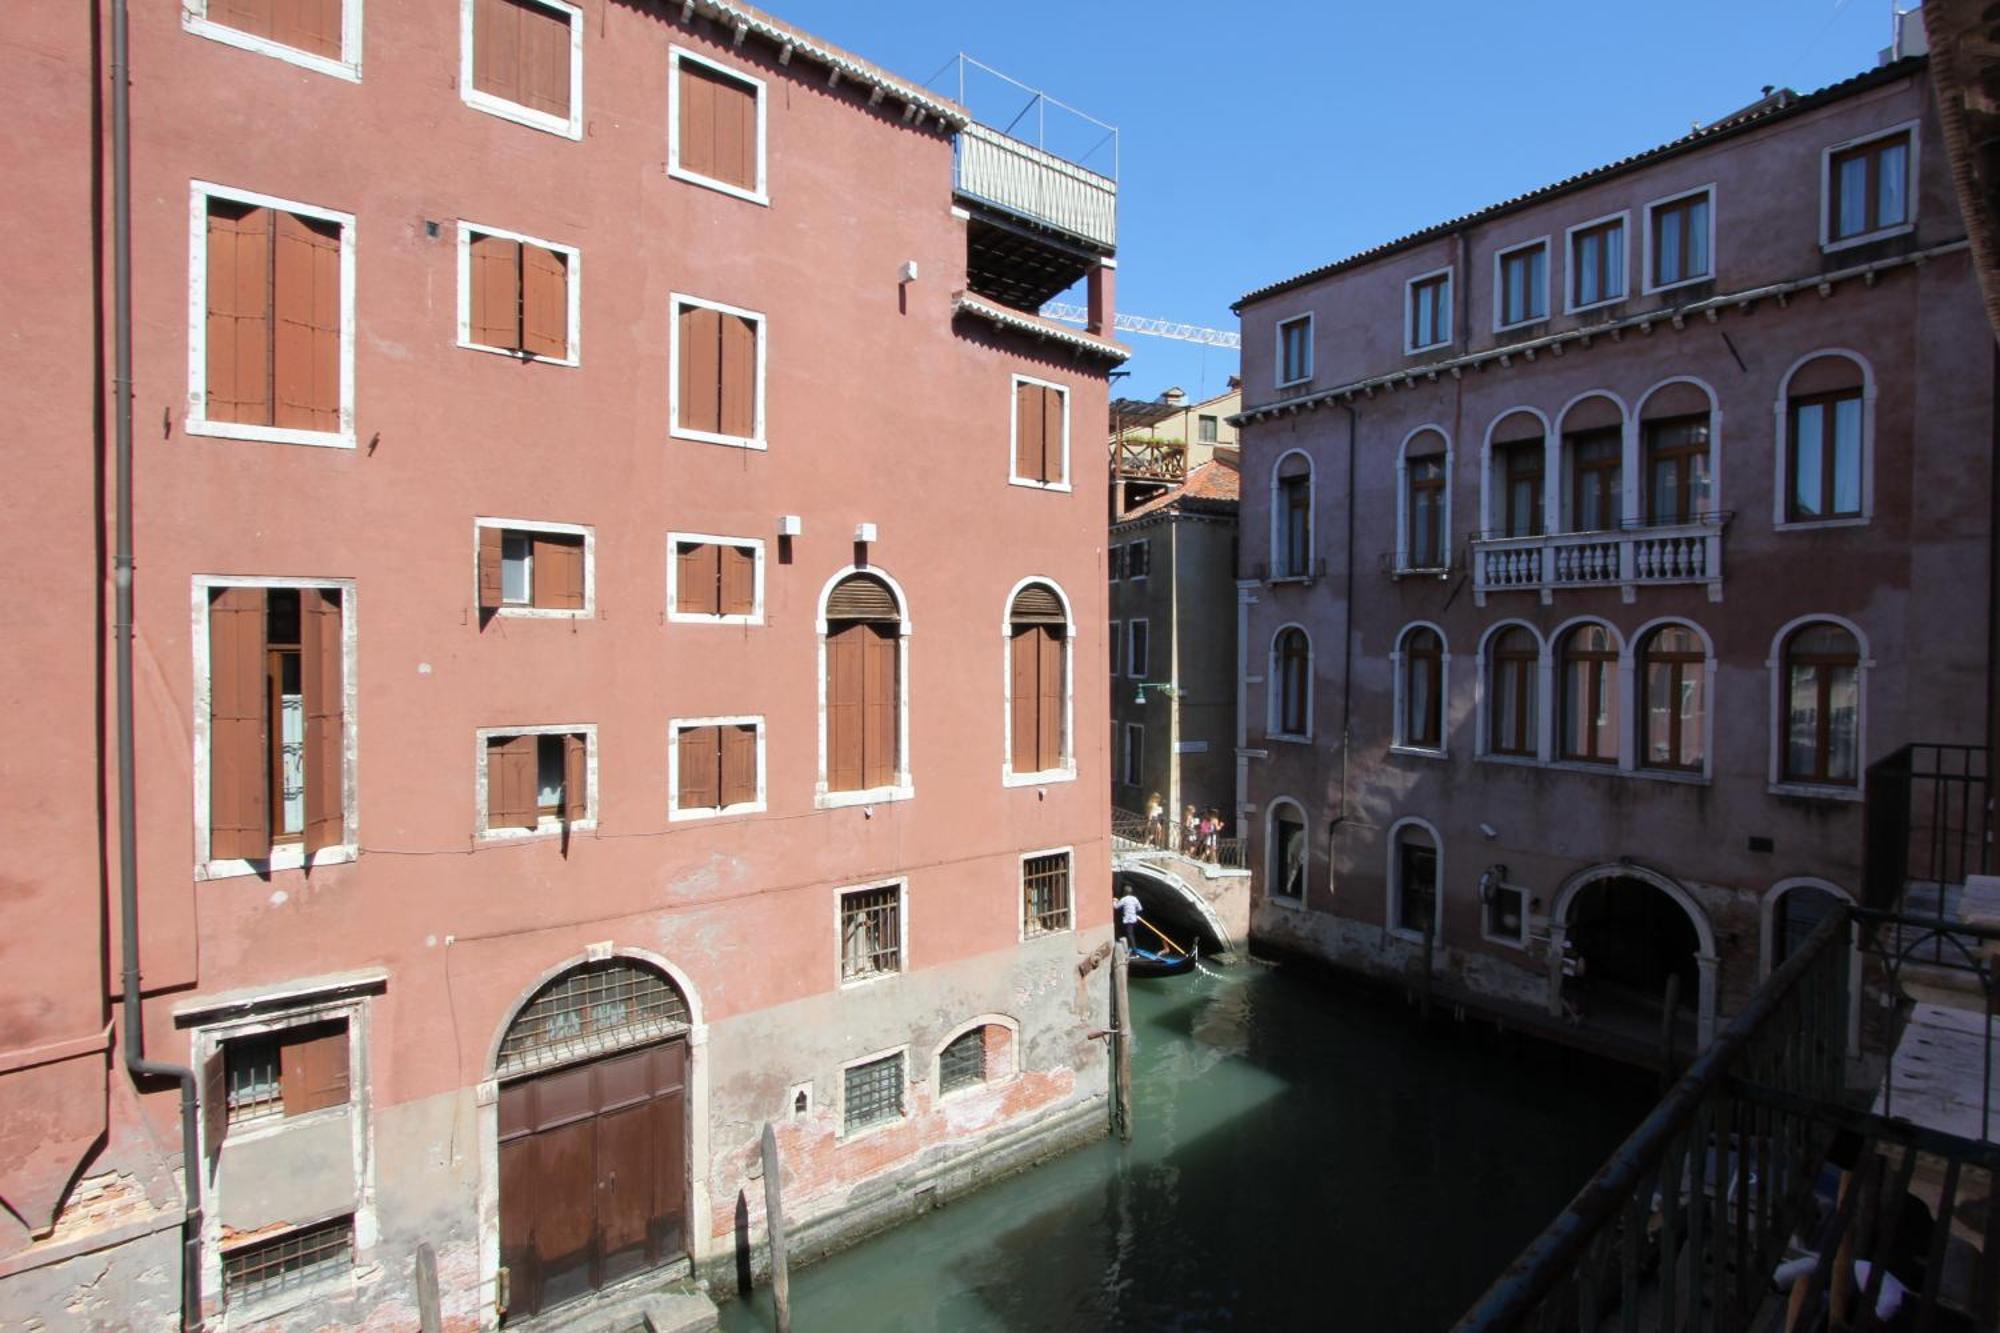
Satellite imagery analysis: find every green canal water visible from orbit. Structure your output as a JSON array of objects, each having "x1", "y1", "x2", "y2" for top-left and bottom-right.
[{"x1": 718, "y1": 958, "x2": 1654, "y2": 1332}]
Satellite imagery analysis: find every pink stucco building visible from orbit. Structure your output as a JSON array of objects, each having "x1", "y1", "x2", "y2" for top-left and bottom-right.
[
  {"x1": 0, "y1": 2, "x2": 1124, "y2": 1327},
  {"x1": 1232, "y1": 52, "x2": 1994, "y2": 1059}
]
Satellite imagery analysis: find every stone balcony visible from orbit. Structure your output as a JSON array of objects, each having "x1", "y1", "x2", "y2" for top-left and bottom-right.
[{"x1": 1470, "y1": 514, "x2": 1728, "y2": 605}]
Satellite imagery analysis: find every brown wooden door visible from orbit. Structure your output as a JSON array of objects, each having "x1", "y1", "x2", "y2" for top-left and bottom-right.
[{"x1": 497, "y1": 1040, "x2": 687, "y2": 1320}]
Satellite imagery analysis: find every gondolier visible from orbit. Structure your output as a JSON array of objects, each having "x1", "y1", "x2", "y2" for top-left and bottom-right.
[{"x1": 1114, "y1": 889, "x2": 1143, "y2": 947}]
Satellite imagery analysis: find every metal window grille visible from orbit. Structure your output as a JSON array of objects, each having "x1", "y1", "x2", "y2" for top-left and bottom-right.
[
  {"x1": 225, "y1": 1035, "x2": 284, "y2": 1126},
  {"x1": 1022, "y1": 853, "x2": 1072, "y2": 936},
  {"x1": 222, "y1": 1215, "x2": 354, "y2": 1308},
  {"x1": 938, "y1": 1028, "x2": 987, "y2": 1094},
  {"x1": 840, "y1": 887, "x2": 901, "y2": 981},
  {"x1": 496, "y1": 960, "x2": 690, "y2": 1079},
  {"x1": 843, "y1": 1052, "x2": 904, "y2": 1133}
]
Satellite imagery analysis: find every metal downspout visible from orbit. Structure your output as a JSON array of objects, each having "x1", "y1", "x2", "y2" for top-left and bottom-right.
[
  {"x1": 1336, "y1": 404, "x2": 1357, "y2": 827},
  {"x1": 110, "y1": 2, "x2": 204, "y2": 1324}
]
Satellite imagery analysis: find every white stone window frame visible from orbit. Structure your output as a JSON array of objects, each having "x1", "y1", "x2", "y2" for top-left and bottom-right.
[
  {"x1": 813, "y1": 565, "x2": 915, "y2": 810},
  {"x1": 1627, "y1": 616, "x2": 1718, "y2": 785},
  {"x1": 1121, "y1": 721, "x2": 1145, "y2": 788},
  {"x1": 1634, "y1": 374, "x2": 1726, "y2": 525},
  {"x1": 473, "y1": 517, "x2": 595, "y2": 620},
  {"x1": 1016, "y1": 845, "x2": 1076, "y2": 941},
  {"x1": 1542, "y1": 616, "x2": 1630, "y2": 776},
  {"x1": 454, "y1": 221, "x2": 582, "y2": 366},
  {"x1": 1264, "y1": 796, "x2": 1309, "y2": 910},
  {"x1": 192, "y1": 575, "x2": 360, "y2": 882},
  {"x1": 1394, "y1": 423, "x2": 1453, "y2": 575},
  {"x1": 834, "y1": 879, "x2": 909, "y2": 991},
  {"x1": 1473, "y1": 618, "x2": 1550, "y2": 768},
  {"x1": 183, "y1": 0, "x2": 365, "y2": 82},
  {"x1": 1640, "y1": 183, "x2": 1717, "y2": 296},
  {"x1": 1765, "y1": 613, "x2": 1873, "y2": 802},
  {"x1": 1819, "y1": 121, "x2": 1921, "y2": 254},
  {"x1": 1389, "y1": 620, "x2": 1451, "y2": 759},
  {"x1": 1009, "y1": 373, "x2": 1073, "y2": 492},
  {"x1": 458, "y1": 0, "x2": 584, "y2": 141},
  {"x1": 1125, "y1": 538, "x2": 1151, "y2": 581},
  {"x1": 1491, "y1": 234, "x2": 1552, "y2": 333},
  {"x1": 1385, "y1": 814, "x2": 1445, "y2": 944},
  {"x1": 1771, "y1": 349, "x2": 1877, "y2": 532},
  {"x1": 1403, "y1": 265, "x2": 1454, "y2": 355},
  {"x1": 666, "y1": 532, "x2": 766, "y2": 625},
  {"x1": 932, "y1": 1013, "x2": 1022, "y2": 1102},
  {"x1": 1478, "y1": 872, "x2": 1532, "y2": 951},
  {"x1": 1266, "y1": 622, "x2": 1314, "y2": 743},
  {"x1": 1274, "y1": 312, "x2": 1314, "y2": 388},
  {"x1": 1000, "y1": 578, "x2": 1077, "y2": 787},
  {"x1": 1563, "y1": 209, "x2": 1631, "y2": 315},
  {"x1": 669, "y1": 291, "x2": 769, "y2": 451},
  {"x1": 836, "y1": 1043, "x2": 911, "y2": 1143},
  {"x1": 667, "y1": 45, "x2": 771, "y2": 207},
  {"x1": 187, "y1": 182, "x2": 357, "y2": 451},
  {"x1": 1552, "y1": 390, "x2": 1633, "y2": 536},
  {"x1": 666, "y1": 714, "x2": 767, "y2": 822},
  {"x1": 1267, "y1": 447, "x2": 1316, "y2": 580},
  {"x1": 472, "y1": 723, "x2": 599, "y2": 840},
  {"x1": 1477, "y1": 406, "x2": 1554, "y2": 538}
]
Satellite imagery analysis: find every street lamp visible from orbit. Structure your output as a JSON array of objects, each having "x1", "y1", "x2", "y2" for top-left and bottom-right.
[{"x1": 1132, "y1": 681, "x2": 1178, "y2": 706}]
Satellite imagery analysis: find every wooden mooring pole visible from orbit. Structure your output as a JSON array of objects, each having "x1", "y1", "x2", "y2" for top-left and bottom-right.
[
  {"x1": 1112, "y1": 940, "x2": 1134, "y2": 1142},
  {"x1": 759, "y1": 1122, "x2": 791, "y2": 1333}
]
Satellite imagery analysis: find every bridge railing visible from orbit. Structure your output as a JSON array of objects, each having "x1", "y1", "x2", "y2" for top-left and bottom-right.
[{"x1": 1111, "y1": 808, "x2": 1243, "y2": 869}]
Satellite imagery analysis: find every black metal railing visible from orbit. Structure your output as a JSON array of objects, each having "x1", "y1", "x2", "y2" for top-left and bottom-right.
[
  {"x1": 1110, "y1": 807, "x2": 1244, "y2": 869},
  {"x1": 1862, "y1": 743, "x2": 1990, "y2": 913}
]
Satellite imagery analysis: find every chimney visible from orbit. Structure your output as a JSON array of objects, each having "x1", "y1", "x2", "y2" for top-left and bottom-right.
[{"x1": 1161, "y1": 386, "x2": 1186, "y2": 406}]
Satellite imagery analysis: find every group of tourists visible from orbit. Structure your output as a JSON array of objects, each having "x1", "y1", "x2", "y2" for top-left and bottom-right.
[{"x1": 1142, "y1": 793, "x2": 1225, "y2": 861}]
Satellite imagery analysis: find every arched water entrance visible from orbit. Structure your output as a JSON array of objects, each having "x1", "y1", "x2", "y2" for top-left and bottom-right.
[
  {"x1": 493, "y1": 957, "x2": 694, "y2": 1321},
  {"x1": 1553, "y1": 865, "x2": 1718, "y2": 1051}
]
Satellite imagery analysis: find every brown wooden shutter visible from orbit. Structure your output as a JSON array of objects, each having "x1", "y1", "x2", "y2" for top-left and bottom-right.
[
  {"x1": 562, "y1": 733, "x2": 587, "y2": 823},
  {"x1": 470, "y1": 233, "x2": 522, "y2": 351},
  {"x1": 678, "y1": 55, "x2": 717, "y2": 181},
  {"x1": 300, "y1": 589, "x2": 344, "y2": 854},
  {"x1": 478, "y1": 526, "x2": 504, "y2": 610},
  {"x1": 1009, "y1": 628, "x2": 1037, "y2": 772},
  {"x1": 719, "y1": 544, "x2": 755, "y2": 616},
  {"x1": 520, "y1": 243, "x2": 568, "y2": 359},
  {"x1": 209, "y1": 587, "x2": 270, "y2": 861},
  {"x1": 472, "y1": 0, "x2": 521, "y2": 105},
  {"x1": 1041, "y1": 385, "x2": 1064, "y2": 484},
  {"x1": 863, "y1": 626, "x2": 898, "y2": 790},
  {"x1": 215, "y1": 0, "x2": 276, "y2": 41},
  {"x1": 715, "y1": 70, "x2": 757, "y2": 191},
  {"x1": 1014, "y1": 382, "x2": 1040, "y2": 480},
  {"x1": 677, "y1": 726, "x2": 720, "y2": 810},
  {"x1": 720, "y1": 725, "x2": 757, "y2": 807},
  {"x1": 206, "y1": 203, "x2": 272, "y2": 427},
  {"x1": 678, "y1": 305, "x2": 722, "y2": 436},
  {"x1": 271, "y1": 0, "x2": 343, "y2": 58},
  {"x1": 532, "y1": 534, "x2": 585, "y2": 610},
  {"x1": 281, "y1": 1023, "x2": 350, "y2": 1117},
  {"x1": 488, "y1": 734, "x2": 539, "y2": 830},
  {"x1": 516, "y1": 0, "x2": 571, "y2": 120},
  {"x1": 825, "y1": 575, "x2": 897, "y2": 621},
  {"x1": 675, "y1": 542, "x2": 717, "y2": 616},
  {"x1": 719, "y1": 314, "x2": 757, "y2": 439},
  {"x1": 272, "y1": 211, "x2": 341, "y2": 433},
  {"x1": 826, "y1": 626, "x2": 865, "y2": 793},
  {"x1": 1037, "y1": 625, "x2": 1064, "y2": 770},
  {"x1": 1009, "y1": 584, "x2": 1065, "y2": 624},
  {"x1": 202, "y1": 1044, "x2": 229, "y2": 1168}
]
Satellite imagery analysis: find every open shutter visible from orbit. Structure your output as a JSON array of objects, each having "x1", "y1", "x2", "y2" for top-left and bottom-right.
[
  {"x1": 271, "y1": 0, "x2": 343, "y2": 59},
  {"x1": 863, "y1": 626, "x2": 898, "y2": 790},
  {"x1": 1037, "y1": 626, "x2": 1064, "y2": 771},
  {"x1": 1009, "y1": 629, "x2": 1038, "y2": 772},
  {"x1": 826, "y1": 626, "x2": 864, "y2": 793},
  {"x1": 1041, "y1": 385, "x2": 1064, "y2": 484},
  {"x1": 677, "y1": 726, "x2": 719, "y2": 810},
  {"x1": 721, "y1": 725, "x2": 757, "y2": 808},
  {"x1": 521, "y1": 243, "x2": 568, "y2": 359},
  {"x1": 562, "y1": 733, "x2": 587, "y2": 823},
  {"x1": 281, "y1": 1023, "x2": 350, "y2": 1117},
  {"x1": 678, "y1": 305, "x2": 722, "y2": 436},
  {"x1": 1014, "y1": 383, "x2": 1040, "y2": 480},
  {"x1": 478, "y1": 526, "x2": 504, "y2": 610},
  {"x1": 678, "y1": 57, "x2": 717, "y2": 181},
  {"x1": 719, "y1": 544, "x2": 755, "y2": 616},
  {"x1": 675, "y1": 542, "x2": 715, "y2": 616},
  {"x1": 533, "y1": 534, "x2": 585, "y2": 611},
  {"x1": 719, "y1": 314, "x2": 757, "y2": 439},
  {"x1": 206, "y1": 203, "x2": 272, "y2": 427},
  {"x1": 469, "y1": 233, "x2": 521, "y2": 352},
  {"x1": 516, "y1": 0, "x2": 571, "y2": 121},
  {"x1": 300, "y1": 589, "x2": 345, "y2": 854},
  {"x1": 488, "y1": 735, "x2": 539, "y2": 830},
  {"x1": 272, "y1": 211, "x2": 341, "y2": 433},
  {"x1": 202, "y1": 1044, "x2": 230, "y2": 1172},
  {"x1": 208, "y1": 587, "x2": 270, "y2": 861},
  {"x1": 472, "y1": 0, "x2": 521, "y2": 105}
]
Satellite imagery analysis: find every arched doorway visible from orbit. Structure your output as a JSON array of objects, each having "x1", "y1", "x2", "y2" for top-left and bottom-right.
[
  {"x1": 1553, "y1": 866, "x2": 1718, "y2": 1050},
  {"x1": 495, "y1": 958, "x2": 693, "y2": 1320}
]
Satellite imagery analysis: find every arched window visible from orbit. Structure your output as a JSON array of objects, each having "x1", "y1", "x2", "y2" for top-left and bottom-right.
[
  {"x1": 1495, "y1": 433, "x2": 1544, "y2": 537},
  {"x1": 1274, "y1": 453, "x2": 1313, "y2": 577},
  {"x1": 1273, "y1": 627, "x2": 1310, "y2": 738},
  {"x1": 1269, "y1": 802, "x2": 1306, "y2": 900},
  {"x1": 1390, "y1": 820, "x2": 1439, "y2": 937},
  {"x1": 1639, "y1": 624, "x2": 1705, "y2": 771},
  {"x1": 1399, "y1": 626, "x2": 1443, "y2": 750},
  {"x1": 825, "y1": 572, "x2": 902, "y2": 794},
  {"x1": 1639, "y1": 382, "x2": 1714, "y2": 526},
  {"x1": 1401, "y1": 429, "x2": 1449, "y2": 570},
  {"x1": 497, "y1": 958, "x2": 691, "y2": 1079},
  {"x1": 1783, "y1": 622, "x2": 1861, "y2": 785},
  {"x1": 1488, "y1": 626, "x2": 1539, "y2": 757},
  {"x1": 1006, "y1": 582, "x2": 1069, "y2": 777},
  {"x1": 1784, "y1": 356, "x2": 1865, "y2": 522},
  {"x1": 1772, "y1": 883, "x2": 1844, "y2": 964},
  {"x1": 1559, "y1": 624, "x2": 1619, "y2": 764}
]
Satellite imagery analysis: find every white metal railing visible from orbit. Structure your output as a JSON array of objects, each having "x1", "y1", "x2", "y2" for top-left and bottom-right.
[
  {"x1": 956, "y1": 123, "x2": 1116, "y2": 249},
  {"x1": 1471, "y1": 519, "x2": 1724, "y2": 600}
]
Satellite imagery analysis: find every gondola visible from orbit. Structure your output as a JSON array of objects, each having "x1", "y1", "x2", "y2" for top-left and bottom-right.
[{"x1": 1126, "y1": 941, "x2": 1197, "y2": 977}]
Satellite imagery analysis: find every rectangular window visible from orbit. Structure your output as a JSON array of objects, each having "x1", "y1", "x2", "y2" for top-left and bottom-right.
[
  {"x1": 1126, "y1": 539, "x2": 1151, "y2": 579},
  {"x1": 223, "y1": 1020, "x2": 350, "y2": 1127},
  {"x1": 1569, "y1": 217, "x2": 1627, "y2": 310},
  {"x1": 1788, "y1": 391, "x2": 1864, "y2": 520},
  {"x1": 1397, "y1": 839, "x2": 1437, "y2": 936},
  {"x1": 1483, "y1": 882, "x2": 1527, "y2": 946},
  {"x1": 463, "y1": 0, "x2": 581, "y2": 139},
  {"x1": 222, "y1": 1215, "x2": 355, "y2": 1308},
  {"x1": 1828, "y1": 129, "x2": 1913, "y2": 244},
  {"x1": 1408, "y1": 271, "x2": 1451, "y2": 351},
  {"x1": 202, "y1": 583, "x2": 349, "y2": 869},
  {"x1": 193, "y1": 185, "x2": 352, "y2": 447},
  {"x1": 481, "y1": 730, "x2": 589, "y2": 835},
  {"x1": 1406, "y1": 454, "x2": 1445, "y2": 568},
  {"x1": 1499, "y1": 440, "x2": 1545, "y2": 537},
  {"x1": 1279, "y1": 473, "x2": 1312, "y2": 575},
  {"x1": 839, "y1": 885, "x2": 902, "y2": 983},
  {"x1": 1645, "y1": 416, "x2": 1712, "y2": 525},
  {"x1": 460, "y1": 224, "x2": 577, "y2": 363},
  {"x1": 672, "y1": 294, "x2": 764, "y2": 447},
  {"x1": 1012, "y1": 377, "x2": 1070, "y2": 487},
  {"x1": 1198, "y1": 414, "x2": 1219, "y2": 444},
  {"x1": 476, "y1": 521, "x2": 589, "y2": 616},
  {"x1": 1568, "y1": 429, "x2": 1623, "y2": 532},
  {"x1": 1648, "y1": 190, "x2": 1712, "y2": 289},
  {"x1": 841, "y1": 1052, "x2": 905, "y2": 1134},
  {"x1": 670, "y1": 47, "x2": 768, "y2": 204},
  {"x1": 670, "y1": 537, "x2": 760, "y2": 620},
  {"x1": 186, "y1": 0, "x2": 356, "y2": 78},
  {"x1": 1122, "y1": 723, "x2": 1144, "y2": 787},
  {"x1": 1108, "y1": 546, "x2": 1124, "y2": 583},
  {"x1": 1277, "y1": 315, "x2": 1312, "y2": 385},
  {"x1": 1495, "y1": 241, "x2": 1548, "y2": 328},
  {"x1": 1127, "y1": 620, "x2": 1150, "y2": 680},
  {"x1": 1022, "y1": 851, "x2": 1073, "y2": 937},
  {"x1": 672, "y1": 719, "x2": 762, "y2": 816},
  {"x1": 1109, "y1": 620, "x2": 1121, "y2": 677}
]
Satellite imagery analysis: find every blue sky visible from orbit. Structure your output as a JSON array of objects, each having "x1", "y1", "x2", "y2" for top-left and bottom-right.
[{"x1": 772, "y1": 0, "x2": 1909, "y2": 400}]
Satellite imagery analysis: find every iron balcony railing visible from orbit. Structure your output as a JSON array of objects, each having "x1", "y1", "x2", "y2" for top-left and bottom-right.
[
  {"x1": 1111, "y1": 807, "x2": 1245, "y2": 870},
  {"x1": 1470, "y1": 511, "x2": 1730, "y2": 601}
]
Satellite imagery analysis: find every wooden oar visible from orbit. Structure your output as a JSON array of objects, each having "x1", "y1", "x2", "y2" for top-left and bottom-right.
[{"x1": 1138, "y1": 916, "x2": 1189, "y2": 957}]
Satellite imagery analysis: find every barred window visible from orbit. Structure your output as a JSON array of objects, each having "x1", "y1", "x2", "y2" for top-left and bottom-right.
[
  {"x1": 938, "y1": 1028, "x2": 987, "y2": 1094},
  {"x1": 842, "y1": 1052, "x2": 905, "y2": 1133},
  {"x1": 495, "y1": 960, "x2": 690, "y2": 1079},
  {"x1": 840, "y1": 885, "x2": 902, "y2": 982},
  {"x1": 225, "y1": 1035, "x2": 284, "y2": 1125},
  {"x1": 222, "y1": 1215, "x2": 354, "y2": 1307},
  {"x1": 1022, "y1": 852, "x2": 1072, "y2": 936}
]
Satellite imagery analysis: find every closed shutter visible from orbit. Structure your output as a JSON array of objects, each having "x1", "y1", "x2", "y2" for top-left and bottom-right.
[
  {"x1": 472, "y1": 0, "x2": 521, "y2": 105},
  {"x1": 209, "y1": 587, "x2": 270, "y2": 861},
  {"x1": 202, "y1": 1044, "x2": 229, "y2": 1169},
  {"x1": 488, "y1": 734, "x2": 540, "y2": 830},
  {"x1": 1041, "y1": 385, "x2": 1064, "y2": 483},
  {"x1": 676, "y1": 541, "x2": 718, "y2": 616},
  {"x1": 677, "y1": 726, "x2": 719, "y2": 810},
  {"x1": 281, "y1": 1023, "x2": 350, "y2": 1116},
  {"x1": 1009, "y1": 628, "x2": 1038, "y2": 772},
  {"x1": 521, "y1": 243, "x2": 568, "y2": 359},
  {"x1": 300, "y1": 589, "x2": 344, "y2": 854},
  {"x1": 719, "y1": 544, "x2": 755, "y2": 616},
  {"x1": 719, "y1": 314, "x2": 756, "y2": 439},
  {"x1": 271, "y1": 0, "x2": 343, "y2": 59},
  {"x1": 863, "y1": 625, "x2": 898, "y2": 790},
  {"x1": 720, "y1": 725, "x2": 757, "y2": 807},
  {"x1": 478, "y1": 526, "x2": 504, "y2": 610},
  {"x1": 824, "y1": 575, "x2": 897, "y2": 621},
  {"x1": 1009, "y1": 583, "x2": 1065, "y2": 624},
  {"x1": 678, "y1": 305, "x2": 722, "y2": 436},
  {"x1": 206, "y1": 203, "x2": 272, "y2": 427},
  {"x1": 681, "y1": 61, "x2": 757, "y2": 190},
  {"x1": 1037, "y1": 625, "x2": 1064, "y2": 770},
  {"x1": 678, "y1": 55, "x2": 717, "y2": 181},
  {"x1": 826, "y1": 625, "x2": 865, "y2": 793},
  {"x1": 533, "y1": 534, "x2": 585, "y2": 610},
  {"x1": 272, "y1": 211, "x2": 341, "y2": 433},
  {"x1": 516, "y1": 0, "x2": 571, "y2": 120},
  {"x1": 562, "y1": 733, "x2": 587, "y2": 823},
  {"x1": 470, "y1": 233, "x2": 522, "y2": 351},
  {"x1": 214, "y1": 0, "x2": 275, "y2": 40},
  {"x1": 1014, "y1": 382, "x2": 1041, "y2": 480}
]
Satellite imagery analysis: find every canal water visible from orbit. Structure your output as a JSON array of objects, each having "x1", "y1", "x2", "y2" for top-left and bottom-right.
[{"x1": 719, "y1": 958, "x2": 1654, "y2": 1332}]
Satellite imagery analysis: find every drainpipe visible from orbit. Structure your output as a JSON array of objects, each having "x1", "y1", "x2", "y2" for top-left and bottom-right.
[
  {"x1": 1334, "y1": 403, "x2": 1357, "y2": 827},
  {"x1": 110, "y1": 2, "x2": 204, "y2": 1324}
]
